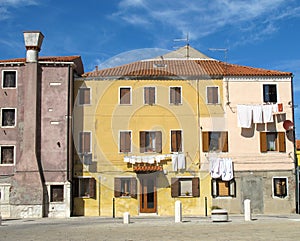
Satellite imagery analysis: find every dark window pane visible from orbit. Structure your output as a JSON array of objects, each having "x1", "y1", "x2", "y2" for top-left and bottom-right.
[
  {"x1": 1, "y1": 146, "x2": 14, "y2": 164},
  {"x1": 120, "y1": 88, "x2": 131, "y2": 104},
  {"x1": 2, "y1": 109, "x2": 15, "y2": 126},
  {"x1": 263, "y1": 84, "x2": 277, "y2": 103},
  {"x1": 50, "y1": 185, "x2": 64, "y2": 202},
  {"x1": 3, "y1": 71, "x2": 16, "y2": 88}
]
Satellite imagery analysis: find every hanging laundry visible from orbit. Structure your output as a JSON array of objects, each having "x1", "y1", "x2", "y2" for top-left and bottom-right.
[
  {"x1": 237, "y1": 105, "x2": 252, "y2": 128},
  {"x1": 172, "y1": 154, "x2": 178, "y2": 172},
  {"x1": 252, "y1": 105, "x2": 263, "y2": 123},
  {"x1": 209, "y1": 157, "x2": 222, "y2": 178},
  {"x1": 262, "y1": 104, "x2": 273, "y2": 123},
  {"x1": 221, "y1": 158, "x2": 233, "y2": 181},
  {"x1": 178, "y1": 153, "x2": 186, "y2": 170}
]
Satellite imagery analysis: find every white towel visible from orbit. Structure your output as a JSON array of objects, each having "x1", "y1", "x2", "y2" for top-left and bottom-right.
[
  {"x1": 262, "y1": 104, "x2": 273, "y2": 123},
  {"x1": 237, "y1": 105, "x2": 252, "y2": 128},
  {"x1": 148, "y1": 156, "x2": 155, "y2": 164},
  {"x1": 252, "y1": 105, "x2": 263, "y2": 123},
  {"x1": 178, "y1": 153, "x2": 185, "y2": 170},
  {"x1": 222, "y1": 158, "x2": 233, "y2": 181},
  {"x1": 272, "y1": 103, "x2": 278, "y2": 113},
  {"x1": 130, "y1": 156, "x2": 136, "y2": 164},
  {"x1": 124, "y1": 156, "x2": 130, "y2": 163},
  {"x1": 209, "y1": 157, "x2": 221, "y2": 178},
  {"x1": 172, "y1": 154, "x2": 178, "y2": 172}
]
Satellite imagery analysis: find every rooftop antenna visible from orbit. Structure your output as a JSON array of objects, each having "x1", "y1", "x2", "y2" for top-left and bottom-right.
[{"x1": 173, "y1": 33, "x2": 190, "y2": 59}]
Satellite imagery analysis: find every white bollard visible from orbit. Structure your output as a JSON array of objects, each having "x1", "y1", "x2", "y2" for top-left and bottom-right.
[
  {"x1": 123, "y1": 212, "x2": 130, "y2": 224},
  {"x1": 175, "y1": 200, "x2": 182, "y2": 223},
  {"x1": 244, "y1": 199, "x2": 251, "y2": 221}
]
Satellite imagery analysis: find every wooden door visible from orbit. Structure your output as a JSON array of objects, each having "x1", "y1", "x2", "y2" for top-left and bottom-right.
[{"x1": 139, "y1": 174, "x2": 157, "y2": 213}]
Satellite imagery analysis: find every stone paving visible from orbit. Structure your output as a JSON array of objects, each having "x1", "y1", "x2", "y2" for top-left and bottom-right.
[{"x1": 1, "y1": 214, "x2": 300, "y2": 240}]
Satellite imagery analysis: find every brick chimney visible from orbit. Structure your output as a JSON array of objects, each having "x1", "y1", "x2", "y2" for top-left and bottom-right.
[{"x1": 23, "y1": 31, "x2": 44, "y2": 62}]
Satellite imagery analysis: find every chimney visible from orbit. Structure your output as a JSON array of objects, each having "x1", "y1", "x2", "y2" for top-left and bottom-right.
[{"x1": 23, "y1": 31, "x2": 44, "y2": 63}]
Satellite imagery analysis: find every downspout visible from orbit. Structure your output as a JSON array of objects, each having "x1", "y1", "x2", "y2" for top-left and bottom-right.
[{"x1": 291, "y1": 74, "x2": 299, "y2": 214}]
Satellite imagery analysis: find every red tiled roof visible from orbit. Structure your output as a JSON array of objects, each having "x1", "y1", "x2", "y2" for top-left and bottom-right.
[
  {"x1": 0, "y1": 56, "x2": 84, "y2": 75},
  {"x1": 83, "y1": 59, "x2": 291, "y2": 78},
  {"x1": 0, "y1": 56, "x2": 81, "y2": 63}
]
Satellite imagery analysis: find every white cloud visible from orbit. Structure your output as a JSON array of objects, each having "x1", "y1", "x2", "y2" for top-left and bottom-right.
[
  {"x1": 0, "y1": 0, "x2": 38, "y2": 21},
  {"x1": 111, "y1": 0, "x2": 300, "y2": 44}
]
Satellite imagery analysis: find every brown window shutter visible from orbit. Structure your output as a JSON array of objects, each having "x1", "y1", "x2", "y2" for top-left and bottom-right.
[
  {"x1": 155, "y1": 131, "x2": 162, "y2": 153},
  {"x1": 192, "y1": 177, "x2": 200, "y2": 197},
  {"x1": 177, "y1": 131, "x2": 182, "y2": 152},
  {"x1": 83, "y1": 132, "x2": 91, "y2": 153},
  {"x1": 144, "y1": 87, "x2": 150, "y2": 104},
  {"x1": 171, "y1": 178, "x2": 179, "y2": 197},
  {"x1": 175, "y1": 87, "x2": 181, "y2": 104},
  {"x1": 260, "y1": 132, "x2": 267, "y2": 152},
  {"x1": 170, "y1": 87, "x2": 175, "y2": 104},
  {"x1": 171, "y1": 131, "x2": 177, "y2": 152},
  {"x1": 130, "y1": 178, "x2": 137, "y2": 198},
  {"x1": 150, "y1": 87, "x2": 155, "y2": 104},
  {"x1": 221, "y1": 132, "x2": 228, "y2": 152},
  {"x1": 202, "y1": 132, "x2": 209, "y2": 152},
  {"x1": 84, "y1": 89, "x2": 90, "y2": 104},
  {"x1": 140, "y1": 131, "x2": 146, "y2": 153},
  {"x1": 218, "y1": 180, "x2": 229, "y2": 196},
  {"x1": 120, "y1": 132, "x2": 131, "y2": 153},
  {"x1": 89, "y1": 178, "x2": 96, "y2": 198},
  {"x1": 278, "y1": 132, "x2": 286, "y2": 152},
  {"x1": 120, "y1": 132, "x2": 125, "y2": 152},
  {"x1": 73, "y1": 178, "x2": 79, "y2": 197},
  {"x1": 120, "y1": 88, "x2": 130, "y2": 104},
  {"x1": 114, "y1": 178, "x2": 121, "y2": 197}
]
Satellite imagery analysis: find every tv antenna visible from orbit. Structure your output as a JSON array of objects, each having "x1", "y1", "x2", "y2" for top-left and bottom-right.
[{"x1": 173, "y1": 33, "x2": 190, "y2": 58}]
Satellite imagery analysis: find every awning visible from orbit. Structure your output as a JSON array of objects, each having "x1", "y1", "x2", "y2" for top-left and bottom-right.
[{"x1": 133, "y1": 164, "x2": 163, "y2": 173}]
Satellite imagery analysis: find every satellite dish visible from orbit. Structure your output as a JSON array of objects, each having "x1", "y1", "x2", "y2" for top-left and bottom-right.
[{"x1": 283, "y1": 120, "x2": 294, "y2": 131}]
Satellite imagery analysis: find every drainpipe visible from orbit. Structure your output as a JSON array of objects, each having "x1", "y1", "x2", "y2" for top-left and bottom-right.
[{"x1": 291, "y1": 74, "x2": 299, "y2": 214}]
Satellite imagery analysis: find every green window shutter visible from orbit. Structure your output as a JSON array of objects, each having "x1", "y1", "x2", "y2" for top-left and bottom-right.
[
  {"x1": 260, "y1": 132, "x2": 267, "y2": 153},
  {"x1": 171, "y1": 178, "x2": 179, "y2": 197}
]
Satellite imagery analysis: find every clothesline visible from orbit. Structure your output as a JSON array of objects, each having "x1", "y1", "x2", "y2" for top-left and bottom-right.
[{"x1": 209, "y1": 157, "x2": 233, "y2": 181}]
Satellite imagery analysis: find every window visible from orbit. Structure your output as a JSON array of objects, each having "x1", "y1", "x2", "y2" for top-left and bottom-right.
[
  {"x1": 79, "y1": 132, "x2": 91, "y2": 154},
  {"x1": 2, "y1": 70, "x2": 16, "y2": 88},
  {"x1": 263, "y1": 84, "x2": 277, "y2": 103},
  {"x1": 202, "y1": 131, "x2": 228, "y2": 152},
  {"x1": 1, "y1": 108, "x2": 16, "y2": 127},
  {"x1": 207, "y1": 86, "x2": 219, "y2": 104},
  {"x1": 119, "y1": 87, "x2": 131, "y2": 105},
  {"x1": 260, "y1": 132, "x2": 285, "y2": 152},
  {"x1": 273, "y1": 177, "x2": 288, "y2": 198},
  {"x1": 0, "y1": 146, "x2": 14, "y2": 165},
  {"x1": 119, "y1": 131, "x2": 131, "y2": 153},
  {"x1": 140, "y1": 131, "x2": 162, "y2": 153},
  {"x1": 74, "y1": 177, "x2": 96, "y2": 198},
  {"x1": 170, "y1": 86, "x2": 182, "y2": 105},
  {"x1": 211, "y1": 179, "x2": 236, "y2": 198},
  {"x1": 50, "y1": 185, "x2": 64, "y2": 202},
  {"x1": 171, "y1": 178, "x2": 200, "y2": 197},
  {"x1": 114, "y1": 177, "x2": 137, "y2": 198},
  {"x1": 144, "y1": 87, "x2": 155, "y2": 105},
  {"x1": 78, "y1": 87, "x2": 90, "y2": 105},
  {"x1": 171, "y1": 130, "x2": 182, "y2": 152}
]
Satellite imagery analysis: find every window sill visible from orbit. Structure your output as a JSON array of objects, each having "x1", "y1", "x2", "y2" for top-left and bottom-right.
[{"x1": 214, "y1": 196, "x2": 233, "y2": 200}]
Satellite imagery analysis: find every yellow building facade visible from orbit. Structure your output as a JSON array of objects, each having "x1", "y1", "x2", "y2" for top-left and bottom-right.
[{"x1": 72, "y1": 46, "x2": 224, "y2": 216}]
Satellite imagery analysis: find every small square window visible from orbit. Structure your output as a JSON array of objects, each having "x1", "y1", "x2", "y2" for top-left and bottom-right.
[
  {"x1": 140, "y1": 131, "x2": 162, "y2": 153},
  {"x1": 144, "y1": 87, "x2": 156, "y2": 105},
  {"x1": 207, "y1": 86, "x2": 219, "y2": 104},
  {"x1": 202, "y1": 131, "x2": 228, "y2": 152},
  {"x1": 170, "y1": 87, "x2": 182, "y2": 105},
  {"x1": 263, "y1": 84, "x2": 277, "y2": 103},
  {"x1": 120, "y1": 87, "x2": 131, "y2": 105},
  {"x1": 114, "y1": 177, "x2": 137, "y2": 198},
  {"x1": 273, "y1": 177, "x2": 287, "y2": 198},
  {"x1": 1, "y1": 109, "x2": 16, "y2": 127},
  {"x1": 78, "y1": 88, "x2": 91, "y2": 105},
  {"x1": 171, "y1": 177, "x2": 200, "y2": 197},
  {"x1": 211, "y1": 179, "x2": 236, "y2": 198},
  {"x1": 75, "y1": 177, "x2": 96, "y2": 198},
  {"x1": 1, "y1": 146, "x2": 14, "y2": 165},
  {"x1": 2, "y1": 71, "x2": 16, "y2": 88},
  {"x1": 171, "y1": 130, "x2": 182, "y2": 152},
  {"x1": 50, "y1": 185, "x2": 64, "y2": 202}
]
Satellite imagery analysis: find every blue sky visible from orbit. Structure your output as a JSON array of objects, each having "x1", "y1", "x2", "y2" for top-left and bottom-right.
[{"x1": 1, "y1": 0, "x2": 300, "y2": 137}]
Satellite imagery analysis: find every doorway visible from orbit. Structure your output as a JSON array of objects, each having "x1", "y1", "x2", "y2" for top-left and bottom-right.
[{"x1": 139, "y1": 174, "x2": 157, "y2": 213}]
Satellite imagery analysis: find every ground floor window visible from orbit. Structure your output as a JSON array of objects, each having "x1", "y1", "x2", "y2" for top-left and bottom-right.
[
  {"x1": 0, "y1": 146, "x2": 14, "y2": 165},
  {"x1": 273, "y1": 177, "x2": 288, "y2": 198},
  {"x1": 171, "y1": 177, "x2": 200, "y2": 197},
  {"x1": 50, "y1": 185, "x2": 64, "y2": 202},
  {"x1": 74, "y1": 177, "x2": 96, "y2": 198},
  {"x1": 211, "y1": 179, "x2": 236, "y2": 198},
  {"x1": 114, "y1": 177, "x2": 137, "y2": 198}
]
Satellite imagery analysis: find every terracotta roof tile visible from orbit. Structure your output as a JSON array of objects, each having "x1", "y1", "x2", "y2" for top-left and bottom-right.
[
  {"x1": 83, "y1": 59, "x2": 291, "y2": 78},
  {"x1": 133, "y1": 165, "x2": 163, "y2": 172}
]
